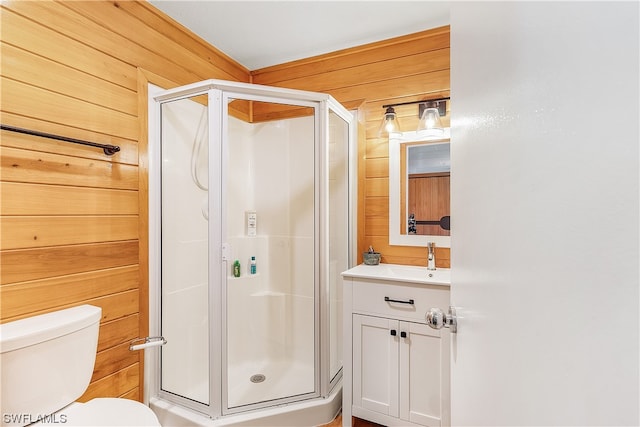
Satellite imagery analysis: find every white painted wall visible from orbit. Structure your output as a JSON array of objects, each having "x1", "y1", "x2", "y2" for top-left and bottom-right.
[{"x1": 450, "y1": 2, "x2": 639, "y2": 425}]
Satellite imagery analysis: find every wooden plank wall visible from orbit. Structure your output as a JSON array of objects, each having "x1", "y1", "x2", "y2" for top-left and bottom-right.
[
  {"x1": 252, "y1": 26, "x2": 451, "y2": 267},
  {"x1": 0, "y1": 0, "x2": 249, "y2": 402}
]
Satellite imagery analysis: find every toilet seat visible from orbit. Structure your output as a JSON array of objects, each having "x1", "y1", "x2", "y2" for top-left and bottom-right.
[{"x1": 46, "y1": 398, "x2": 161, "y2": 426}]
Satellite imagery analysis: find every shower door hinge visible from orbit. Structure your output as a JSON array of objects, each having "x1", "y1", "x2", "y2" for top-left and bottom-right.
[{"x1": 221, "y1": 242, "x2": 231, "y2": 262}]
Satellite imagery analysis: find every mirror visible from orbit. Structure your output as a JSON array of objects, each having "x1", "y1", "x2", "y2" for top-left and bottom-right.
[{"x1": 389, "y1": 129, "x2": 451, "y2": 247}]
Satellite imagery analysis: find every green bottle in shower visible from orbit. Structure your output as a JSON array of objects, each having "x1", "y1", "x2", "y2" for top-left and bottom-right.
[{"x1": 233, "y1": 260, "x2": 241, "y2": 278}]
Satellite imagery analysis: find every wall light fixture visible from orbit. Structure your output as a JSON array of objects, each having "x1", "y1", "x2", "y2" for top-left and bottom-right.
[
  {"x1": 378, "y1": 97, "x2": 449, "y2": 137},
  {"x1": 377, "y1": 106, "x2": 402, "y2": 137}
]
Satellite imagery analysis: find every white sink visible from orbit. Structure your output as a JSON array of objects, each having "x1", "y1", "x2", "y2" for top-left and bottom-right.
[{"x1": 342, "y1": 263, "x2": 450, "y2": 286}]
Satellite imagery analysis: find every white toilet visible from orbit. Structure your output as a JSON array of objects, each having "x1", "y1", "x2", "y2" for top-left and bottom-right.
[{"x1": 0, "y1": 305, "x2": 160, "y2": 426}]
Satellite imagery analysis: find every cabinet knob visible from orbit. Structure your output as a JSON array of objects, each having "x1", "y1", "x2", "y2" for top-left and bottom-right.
[
  {"x1": 426, "y1": 306, "x2": 457, "y2": 333},
  {"x1": 390, "y1": 329, "x2": 397, "y2": 336},
  {"x1": 400, "y1": 331, "x2": 407, "y2": 338}
]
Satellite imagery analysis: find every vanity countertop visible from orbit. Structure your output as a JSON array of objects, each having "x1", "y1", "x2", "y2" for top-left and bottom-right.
[{"x1": 342, "y1": 263, "x2": 450, "y2": 286}]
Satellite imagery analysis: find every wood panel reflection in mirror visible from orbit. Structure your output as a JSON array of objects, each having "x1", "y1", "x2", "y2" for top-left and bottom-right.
[
  {"x1": 389, "y1": 130, "x2": 451, "y2": 247},
  {"x1": 403, "y1": 142, "x2": 450, "y2": 236}
]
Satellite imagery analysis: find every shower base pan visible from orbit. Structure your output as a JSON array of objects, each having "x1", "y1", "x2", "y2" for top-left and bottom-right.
[{"x1": 150, "y1": 379, "x2": 341, "y2": 427}]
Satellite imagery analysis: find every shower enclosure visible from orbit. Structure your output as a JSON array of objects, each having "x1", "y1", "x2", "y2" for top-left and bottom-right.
[{"x1": 146, "y1": 80, "x2": 354, "y2": 424}]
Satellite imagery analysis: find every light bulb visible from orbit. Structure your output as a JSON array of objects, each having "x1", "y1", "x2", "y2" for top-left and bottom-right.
[
  {"x1": 378, "y1": 106, "x2": 402, "y2": 137},
  {"x1": 417, "y1": 107, "x2": 444, "y2": 137}
]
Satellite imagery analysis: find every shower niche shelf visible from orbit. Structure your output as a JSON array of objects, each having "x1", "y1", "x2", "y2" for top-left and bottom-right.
[
  {"x1": 227, "y1": 273, "x2": 261, "y2": 279},
  {"x1": 250, "y1": 290, "x2": 285, "y2": 297}
]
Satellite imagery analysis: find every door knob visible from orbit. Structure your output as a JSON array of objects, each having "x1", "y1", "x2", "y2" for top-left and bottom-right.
[{"x1": 426, "y1": 306, "x2": 457, "y2": 333}]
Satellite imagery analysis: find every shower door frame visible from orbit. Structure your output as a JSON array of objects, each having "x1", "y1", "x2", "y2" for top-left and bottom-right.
[
  {"x1": 219, "y1": 89, "x2": 322, "y2": 415},
  {"x1": 147, "y1": 79, "x2": 355, "y2": 420},
  {"x1": 321, "y1": 97, "x2": 356, "y2": 397},
  {"x1": 147, "y1": 83, "x2": 223, "y2": 418}
]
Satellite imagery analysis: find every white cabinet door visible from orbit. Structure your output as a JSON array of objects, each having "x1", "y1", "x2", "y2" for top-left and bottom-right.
[
  {"x1": 352, "y1": 314, "x2": 399, "y2": 418},
  {"x1": 353, "y1": 314, "x2": 449, "y2": 427},
  {"x1": 400, "y1": 322, "x2": 450, "y2": 427}
]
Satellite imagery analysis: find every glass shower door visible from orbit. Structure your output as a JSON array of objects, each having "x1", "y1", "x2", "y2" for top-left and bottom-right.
[
  {"x1": 327, "y1": 108, "x2": 351, "y2": 387},
  {"x1": 159, "y1": 95, "x2": 210, "y2": 407},
  {"x1": 223, "y1": 98, "x2": 317, "y2": 411}
]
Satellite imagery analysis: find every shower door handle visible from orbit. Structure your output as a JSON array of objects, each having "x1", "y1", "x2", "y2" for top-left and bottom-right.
[{"x1": 129, "y1": 336, "x2": 167, "y2": 351}]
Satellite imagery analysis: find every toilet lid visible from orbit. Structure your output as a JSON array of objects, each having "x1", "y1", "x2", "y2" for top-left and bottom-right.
[{"x1": 55, "y1": 398, "x2": 161, "y2": 426}]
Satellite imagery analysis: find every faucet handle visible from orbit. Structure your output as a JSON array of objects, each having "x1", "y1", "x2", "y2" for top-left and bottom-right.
[{"x1": 427, "y1": 242, "x2": 436, "y2": 270}]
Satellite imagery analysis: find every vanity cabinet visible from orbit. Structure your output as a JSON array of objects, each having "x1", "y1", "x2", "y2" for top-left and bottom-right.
[{"x1": 342, "y1": 264, "x2": 450, "y2": 427}]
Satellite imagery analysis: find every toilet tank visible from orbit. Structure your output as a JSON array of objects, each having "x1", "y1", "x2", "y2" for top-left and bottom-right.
[{"x1": 0, "y1": 305, "x2": 102, "y2": 425}]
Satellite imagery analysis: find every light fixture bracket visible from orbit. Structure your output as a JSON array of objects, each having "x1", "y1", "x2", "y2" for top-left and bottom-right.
[
  {"x1": 418, "y1": 100, "x2": 447, "y2": 118},
  {"x1": 382, "y1": 97, "x2": 449, "y2": 117}
]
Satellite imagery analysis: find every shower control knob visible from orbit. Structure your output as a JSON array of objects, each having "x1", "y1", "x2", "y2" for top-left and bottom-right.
[{"x1": 426, "y1": 306, "x2": 457, "y2": 333}]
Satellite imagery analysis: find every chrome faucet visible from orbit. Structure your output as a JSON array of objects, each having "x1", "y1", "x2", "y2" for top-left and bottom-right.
[{"x1": 427, "y1": 242, "x2": 436, "y2": 270}]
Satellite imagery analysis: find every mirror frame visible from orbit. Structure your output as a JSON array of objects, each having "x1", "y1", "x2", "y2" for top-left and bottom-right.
[{"x1": 389, "y1": 129, "x2": 451, "y2": 247}]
